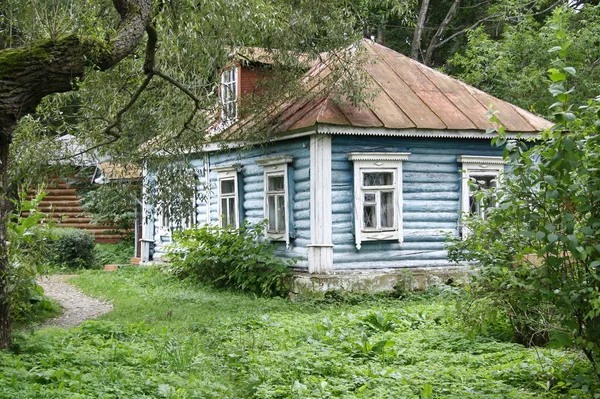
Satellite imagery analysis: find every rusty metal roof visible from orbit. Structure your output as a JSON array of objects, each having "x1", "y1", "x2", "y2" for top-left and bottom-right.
[
  {"x1": 218, "y1": 39, "x2": 551, "y2": 142},
  {"x1": 277, "y1": 40, "x2": 551, "y2": 134},
  {"x1": 97, "y1": 162, "x2": 141, "y2": 181}
]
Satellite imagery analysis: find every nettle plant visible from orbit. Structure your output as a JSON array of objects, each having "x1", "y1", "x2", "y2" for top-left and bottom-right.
[
  {"x1": 165, "y1": 221, "x2": 294, "y2": 297},
  {"x1": 447, "y1": 12, "x2": 600, "y2": 378}
]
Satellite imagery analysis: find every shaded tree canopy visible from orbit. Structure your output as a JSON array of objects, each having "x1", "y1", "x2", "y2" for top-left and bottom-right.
[
  {"x1": 354, "y1": 0, "x2": 599, "y2": 67},
  {"x1": 0, "y1": 0, "x2": 362, "y2": 349}
]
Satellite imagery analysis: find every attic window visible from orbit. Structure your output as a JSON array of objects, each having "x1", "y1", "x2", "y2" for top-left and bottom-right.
[{"x1": 221, "y1": 67, "x2": 238, "y2": 123}]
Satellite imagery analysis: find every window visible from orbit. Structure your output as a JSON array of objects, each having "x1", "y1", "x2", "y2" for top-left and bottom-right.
[
  {"x1": 266, "y1": 174, "x2": 286, "y2": 233},
  {"x1": 257, "y1": 156, "x2": 293, "y2": 244},
  {"x1": 348, "y1": 152, "x2": 410, "y2": 250},
  {"x1": 458, "y1": 155, "x2": 504, "y2": 235},
  {"x1": 221, "y1": 67, "x2": 238, "y2": 123},
  {"x1": 214, "y1": 164, "x2": 242, "y2": 228}
]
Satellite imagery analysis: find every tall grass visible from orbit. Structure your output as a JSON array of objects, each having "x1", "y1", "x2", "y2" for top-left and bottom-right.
[{"x1": 0, "y1": 267, "x2": 595, "y2": 398}]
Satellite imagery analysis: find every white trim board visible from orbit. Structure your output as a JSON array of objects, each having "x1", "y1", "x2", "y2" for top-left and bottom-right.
[{"x1": 309, "y1": 134, "x2": 333, "y2": 274}]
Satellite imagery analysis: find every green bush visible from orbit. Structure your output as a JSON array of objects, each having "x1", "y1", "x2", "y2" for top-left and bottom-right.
[
  {"x1": 447, "y1": 13, "x2": 600, "y2": 376},
  {"x1": 48, "y1": 228, "x2": 96, "y2": 269},
  {"x1": 165, "y1": 221, "x2": 294, "y2": 296},
  {"x1": 7, "y1": 191, "x2": 54, "y2": 323}
]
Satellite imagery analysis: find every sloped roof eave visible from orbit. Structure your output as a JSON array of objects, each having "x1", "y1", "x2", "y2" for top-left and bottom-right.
[{"x1": 312, "y1": 124, "x2": 541, "y2": 140}]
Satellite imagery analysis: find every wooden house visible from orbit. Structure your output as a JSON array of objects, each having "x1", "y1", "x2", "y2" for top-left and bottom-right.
[{"x1": 140, "y1": 39, "x2": 550, "y2": 286}]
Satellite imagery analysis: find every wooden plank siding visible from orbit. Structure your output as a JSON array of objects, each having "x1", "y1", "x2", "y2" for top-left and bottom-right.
[
  {"x1": 330, "y1": 135, "x2": 504, "y2": 270},
  {"x1": 206, "y1": 137, "x2": 311, "y2": 269}
]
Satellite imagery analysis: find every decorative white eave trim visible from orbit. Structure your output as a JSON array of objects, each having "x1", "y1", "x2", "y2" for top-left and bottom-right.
[
  {"x1": 256, "y1": 156, "x2": 293, "y2": 167},
  {"x1": 348, "y1": 152, "x2": 410, "y2": 162},
  {"x1": 457, "y1": 155, "x2": 506, "y2": 165},
  {"x1": 153, "y1": 122, "x2": 540, "y2": 157},
  {"x1": 212, "y1": 163, "x2": 242, "y2": 173},
  {"x1": 317, "y1": 124, "x2": 539, "y2": 140}
]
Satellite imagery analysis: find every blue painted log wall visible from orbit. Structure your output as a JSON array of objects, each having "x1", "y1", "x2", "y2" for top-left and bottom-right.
[
  {"x1": 203, "y1": 138, "x2": 311, "y2": 268},
  {"x1": 331, "y1": 135, "x2": 504, "y2": 270}
]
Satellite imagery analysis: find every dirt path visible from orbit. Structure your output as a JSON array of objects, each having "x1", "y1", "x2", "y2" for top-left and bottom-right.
[{"x1": 37, "y1": 275, "x2": 113, "y2": 328}]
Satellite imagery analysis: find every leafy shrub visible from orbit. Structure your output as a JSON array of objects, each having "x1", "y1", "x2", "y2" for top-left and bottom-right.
[
  {"x1": 165, "y1": 221, "x2": 293, "y2": 296},
  {"x1": 7, "y1": 191, "x2": 54, "y2": 322},
  {"x1": 448, "y1": 13, "x2": 600, "y2": 376},
  {"x1": 81, "y1": 183, "x2": 138, "y2": 239},
  {"x1": 94, "y1": 242, "x2": 134, "y2": 267},
  {"x1": 48, "y1": 228, "x2": 96, "y2": 269}
]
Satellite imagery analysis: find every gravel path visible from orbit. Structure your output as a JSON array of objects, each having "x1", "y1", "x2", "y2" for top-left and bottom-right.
[{"x1": 37, "y1": 275, "x2": 113, "y2": 328}]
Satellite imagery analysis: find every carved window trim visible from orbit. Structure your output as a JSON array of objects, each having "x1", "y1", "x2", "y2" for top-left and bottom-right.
[
  {"x1": 458, "y1": 155, "x2": 505, "y2": 237},
  {"x1": 213, "y1": 164, "x2": 242, "y2": 228},
  {"x1": 347, "y1": 152, "x2": 410, "y2": 250},
  {"x1": 257, "y1": 156, "x2": 293, "y2": 245}
]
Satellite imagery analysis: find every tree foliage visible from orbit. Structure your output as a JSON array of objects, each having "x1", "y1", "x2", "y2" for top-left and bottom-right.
[
  {"x1": 354, "y1": 0, "x2": 584, "y2": 66},
  {"x1": 0, "y1": 0, "x2": 364, "y2": 348},
  {"x1": 448, "y1": 4, "x2": 600, "y2": 117},
  {"x1": 447, "y1": 11, "x2": 600, "y2": 377}
]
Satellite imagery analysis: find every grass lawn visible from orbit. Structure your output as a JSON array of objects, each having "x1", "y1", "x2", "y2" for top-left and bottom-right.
[{"x1": 0, "y1": 266, "x2": 596, "y2": 398}]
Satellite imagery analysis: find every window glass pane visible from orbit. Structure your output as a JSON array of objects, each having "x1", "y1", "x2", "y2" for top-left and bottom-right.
[
  {"x1": 277, "y1": 195, "x2": 286, "y2": 232},
  {"x1": 227, "y1": 198, "x2": 236, "y2": 227},
  {"x1": 268, "y1": 175, "x2": 284, "y2": 192},
  {"x1": 381, "y1": 191, "x2": 394, "y2": 228},
  {"x1": 268, "y1": 195, "x2": 277, "y2": 231},
  {"x1": 469, "y1": 175, "x2": 497, "y2": 216},
  {"x1": 220, "y1": 198, "x2": 229, "y2": 227},
  {"x1": 471, "y1": 175, "x2": 496, "y2": 190},
  {"x1": 363, "y1": 172, "x2": 393, "y2": 186},
  {"x1": 469, "y1": 196, "x2": 480, "y2": 216},
  {"x1": 220, "y1": 179, "x2": 235, "y2": 194},
  {"x1": 364, "y1": 193, "x2": 376, "y2": 203},
  {"x1": 363, "y1": 205, "x2": 376, "y2": 228}
]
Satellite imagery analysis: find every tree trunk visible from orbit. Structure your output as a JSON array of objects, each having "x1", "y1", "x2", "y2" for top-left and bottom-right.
[
  {"x1": 0, "y1": 0, "x2": 152, "y2": 350},
  {"x1": 423, "y1": 0, "x2": 461, "y2": 66},
  {"x1": 411, "y1": 0, "x2": 430, "y2": 60}
]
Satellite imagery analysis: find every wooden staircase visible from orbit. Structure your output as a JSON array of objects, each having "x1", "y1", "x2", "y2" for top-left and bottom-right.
[{"x1": 28, "y1": 182, "x2": 123, "y2": 243}]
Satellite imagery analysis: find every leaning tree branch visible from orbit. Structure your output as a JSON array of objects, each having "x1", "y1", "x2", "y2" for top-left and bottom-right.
[
  {"x1": 56, "y1": 136, "x2": 121, "y2": 161},
  {"x1": 411, "y1": 0, "x2": 430, "y2": 60},
  {"x1": 151, "y1": 68, "x2": 203, "y2": 140},
  {"x1": 423, "y1": 0, "x2": 460, "y2": 65},
  {"x1": 102, "y1": 73, "x2": 154, "y2": 138},
  {"x1": 102, "y1": 21, "x2": 159, "y2": 139},
  {"x1": 433, "y1": 0, "x2": 562, "y2": 51}
]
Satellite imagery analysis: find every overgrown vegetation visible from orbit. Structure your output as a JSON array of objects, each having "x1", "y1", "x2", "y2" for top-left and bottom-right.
[
  {"x1": 93, "y1": 242, "x2": 135, "y2": 268},
  {"x1": 7, "y1": 191, "x2": 54, "y2": 323},
  {"x1": 166, "y1": 221, "x2": 294, "y2": 297},
  {"x1": 448, "y1": 5, "x2": 600, "y2": 116},
  {"x1": 81, "y1": 182, "x2": 139, "y2": 239},
  {"x1": 46, "y1": 228, "x2": 96, "y2": 270},
  {"x1": 1, "y1": 267, "x2": 595, "y2": 398},
  {"x1": 447, "y1": 11, "x2": 600, "y2": 378}
]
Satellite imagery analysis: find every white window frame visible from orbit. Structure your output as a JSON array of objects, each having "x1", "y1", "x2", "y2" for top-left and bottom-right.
[
  {"x1": 221, "y1": 67, "x2": 238, "y2": 123},
  {"x1": 257, "y1": 156, "x2": 293, "y2": 245},
  {"x1": 458, "y1": 155, "x2": 505, "y2": 236},
  {"x1": 348, "y1": 152, "x2": 410, "y2": 250},
  {"x1": 213, "y1": 164, "x2": 242, "y2": 228}
]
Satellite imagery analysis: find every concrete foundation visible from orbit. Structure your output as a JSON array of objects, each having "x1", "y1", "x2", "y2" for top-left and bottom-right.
[{"x1": 291, "y1": 266, "x2": 471, "y2": 296}]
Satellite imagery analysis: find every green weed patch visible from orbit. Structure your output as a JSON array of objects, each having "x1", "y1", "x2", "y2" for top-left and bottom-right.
[{"x1": 1, "y1": 267, "x2": 596, "y2": 398}]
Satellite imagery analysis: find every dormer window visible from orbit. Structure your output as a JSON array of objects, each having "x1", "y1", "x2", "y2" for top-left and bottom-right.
[{"x1": 221, "y1": 67, "x2": 238, "y2": 123}]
